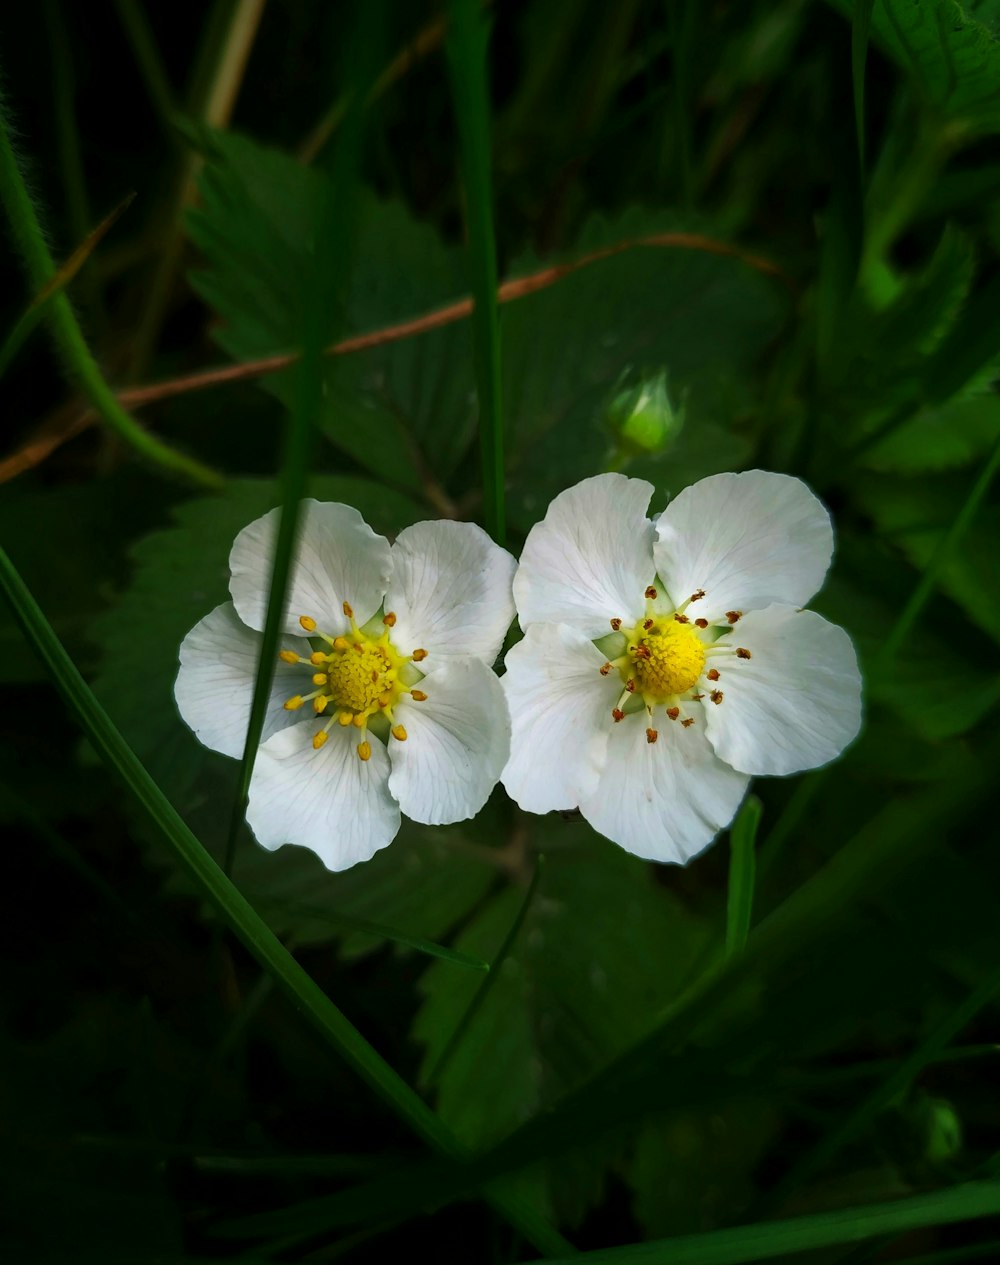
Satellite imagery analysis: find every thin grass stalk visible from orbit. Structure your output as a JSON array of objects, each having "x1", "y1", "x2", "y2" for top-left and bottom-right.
[{"x1": 445, "y1": 0, "x2": 505, "y2": 544}]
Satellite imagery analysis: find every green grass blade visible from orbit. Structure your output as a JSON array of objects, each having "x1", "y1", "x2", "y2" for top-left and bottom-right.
[
  {"x1": 0, "y1": 547, "x2": 572, "y2": 1259},
  {"x1": 424, "y1": 854, "x2": 543, "y2": 1086},
  {"x1": 260, "y1": 898, "x2": 490, "y2": 970},
  {"x1": 0, "y1": 193, "x2": 134, "y2": 382},
  {"x1": 222, "y1": 3, "x2": 380, "y2": 874},
  {"x1": 0, "y1": 82, "x2": 220, "y2": 486},
  {"x1": 520, "y1": 1181, "x2": 1000, "y2": 1264},
  {"x1": 852, "y1": 0, "x2": 875, "y2": 176},
  {"x1": 445, "y1": 0, "x2": 505, "y2": 545},
  {"x1": 724, "y1": 796, "x2": 760, "y2": 958}
]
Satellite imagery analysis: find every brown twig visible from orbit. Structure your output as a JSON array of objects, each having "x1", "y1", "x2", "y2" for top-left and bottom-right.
[{"x1": 0, "y1": 231, "x2": 787, "y2": 484}]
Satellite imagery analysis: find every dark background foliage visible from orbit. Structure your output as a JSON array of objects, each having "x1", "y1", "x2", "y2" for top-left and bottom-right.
[{"x1": 2, "y1": 1, "x2": 1000, "y2": 1261}]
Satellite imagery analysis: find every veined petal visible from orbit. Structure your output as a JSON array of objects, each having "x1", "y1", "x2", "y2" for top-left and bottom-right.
[
  {"x1": 501, "y1": 623, "x2": 618, "y2": 814},
  {"x1": 229, "y1": 499, "x2": 392, "y2": 637},
  {"x1": 579, "y1": 710, "x2": 749, "y2": 865},
  {"x1": 385, "y1": 520, "x2": 516, "y2": 665},
  {"x1": 174, "y1": 602, "x2": 301, "y2": 759},
  {"x1": 388, "y1": 658, "x2": 510, "y2": 825},
  {"x1": 514, "y1": 473, "x2": 655, "y2": 636},
  {"x1": 246, "y1": 721, "x2": 400, "y2": 872},
  {"x1": 653, "y1": 471, "x2": 833, "y2": 619},
  {"x1": 702, "y1": 605, "x2": 862, "y2": 777}
]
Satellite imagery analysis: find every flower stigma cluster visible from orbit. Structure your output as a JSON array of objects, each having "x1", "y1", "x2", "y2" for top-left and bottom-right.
[{"x1": 279, "y1": 604, "x2": 429, "y2": 759}]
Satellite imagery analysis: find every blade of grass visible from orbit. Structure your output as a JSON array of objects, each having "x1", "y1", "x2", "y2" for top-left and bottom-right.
[
  {"x1": 423, "y1": 855, "x2": 543, "y2": 1088},
  {"x1": 220, "y1": 1, "x2": 376, "y2": 876},
  {"x1": 852, "y1": 0, "x2": 875, "y2": 177},
  {"x1": 725, "y1": 796, "x2": 760, "y2": 958},
  {"x1": 445, "y1": 0, "x2": 505, "y2": 545},
  {"x1": 0, "y1": 82, "x2": 220, "y2": 486},
  {"x1": 260, "y1": 898, "x2": 490, "y2": 970},
  {"x1": 0, "y1": 547, "x2": 573, "y2": 1259},
  {"x1": 520, "y1": 1180, "x2": 1000, "y2": 1264},
  {"x1": 0, "y1": 193, "x2": 135, "y2": 382}
]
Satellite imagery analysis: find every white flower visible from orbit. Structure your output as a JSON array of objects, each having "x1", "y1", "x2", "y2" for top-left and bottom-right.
[
  {"x1": 175, "y1": 500, "x2": 516, "y2": 871},
  {"x1": 501, "y1": 471, "x2": 862, "y2": 864}
]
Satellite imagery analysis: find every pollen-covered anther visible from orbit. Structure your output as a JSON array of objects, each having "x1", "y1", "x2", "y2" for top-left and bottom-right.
[
  {"x1": 612, "y1": 708, "x2": 625, "y2": 722},
  {"x1": 625, "y1": 679, "x2": 636, "y2": 693},
  {"x1": 689, "y1": 589, "x2": 705, "y2": 602},
  {"x1": 279, "y1": 649, "x2": 300, "y2": 665},
  {"x1": 357, "y1": 741, "x2": 371, "y2": 762},
  {"x1": 312, "y1": 673, "x2": 328, "y2": 686},
  {"x1": 610, "y1": 617, "x2": 622, "y2": 631},
  {"x1": 312, "y1": 730, "x2": 329, "y2": 750},
  {"x1": 412, "y1": 648, "x2": 428, "y2": 662},
  {"x1": 666, "y1": 707, "x2": 680, "y2": 721},
  {"x1": 646, "y1": 727, "x2": 658, "y2": 744},
  {"x1": 674, "y1": 613, "x2": 689, "y2": 624},
  {"x1": 710, "y1": 690, "x2": 724, "y2": 705},
  {"x1": 342, "y1": 601, "x2": 354, "y2": 619},
  {"x1": 691, "y1": 692, "x2": 704, "y2": 700},
  {"x1": 707, "y1": 668, "x2": 720, "y2": 681},
  {"x1": 694, "y1": 618, "x2": 708, "y2": 629},
  {"x1": 736, "y1": 647, "x2": 752, "y2": 659},
  {"x1": 313, "y1": 696, "x2": 329, "y2": 714},
  {"x1": 382, "y1": 611, "x2": 397, "y2": 627},
  {"x1": 643, "y1": 618, "x2": 654, "y2": 630},
  {"x1": 681, "y1": 717, "x2": 695, "y2": 728},
  {"x1": 599, "y1": 662, "x2": 612, "y2": 676},
  {"x1": 284, "y1": 694, "x2": 305, "y2": 711},
  {"x1": 634, "y1": 644, "x2": 651, "y2": 660},
  {"x1": 410, "y1": 689, "x2": 428, "y2": 702},
  {"x1": 299, "y1": 615, "x2": 317, "y2": 632},
  {"x1": 310, "y1": 651, "x2": 328, "y2": 666},
  {"x1": 370, "y1": 669, "x2": 379, "y2": 683},
  {"x1": 645, "y1": 586, "x2": 657, "y2": 600},
  {"x1": 391, "y1": 724, "x2": 407, "y2": 742},
  {"x1": 726, "y1": 610, "x2": 742, "y2": 624},
  {"x1": 332, "y1": 638, "x2": 349, "y2": 653},
  {"x1": 337, "y1": 712, "x2": 352, "y2": 727}
]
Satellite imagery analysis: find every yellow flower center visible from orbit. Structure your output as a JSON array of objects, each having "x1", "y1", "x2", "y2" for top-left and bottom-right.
[
  {"x1": 279, "y1": 606, "x2": 429, "y2": 758},
  {"x1": 626, "y1": 619, "x2": 706, "y2": 701}
]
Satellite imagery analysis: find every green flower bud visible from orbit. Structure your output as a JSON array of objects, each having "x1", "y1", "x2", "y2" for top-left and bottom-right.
[{"x1": 607, "y1": 371, "x2": 682, "y2": 454}]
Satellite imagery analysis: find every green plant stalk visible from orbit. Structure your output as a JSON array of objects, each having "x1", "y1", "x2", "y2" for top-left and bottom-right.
[
  {"x1": 424, "y1": 855, "x2": 543, "y2": 1087},
  {"x1": 445, "y1": 0, "x2": 505, "y2": 545},
  {"x1": 876, "y1": 424, "x2": 1000, "y2": 670},
  {"x1": 852, "y1": 0, "x2": 875, "y2": 177},
  {"x1": 0, "y1": 545, "x2": 573, "y2": 1259},
  {"x1": 0, "y1": 91, "x2": 220, "y2": 486},
  {"x1": 724, "y1": 796, "x2": 760, "y2": 957},
  {"x1": 520, "y1": 1180, "x2": 1000, "y2": 1265}
]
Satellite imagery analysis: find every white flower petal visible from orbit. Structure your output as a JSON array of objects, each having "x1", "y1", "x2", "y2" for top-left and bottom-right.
[
  {"x1": 385, "y1": 520, "x2": 516, "y2": 665},
  {"x1": 702, "y1": 605, "x2": 862, "y2": 777},
  {"x1": 229, "y1": 499, "x2": 392, "y2": 637},
  {"x1": 174, "y1": 602, "x2": 302, "y2": 759},
  {"x1": 246, "y1": 721, "x2": 400, "y2": 872},
  {"x1": 514, "y1": 473, "x2": 655, "y2": 636},
  {"x1": 501, "y1": 623, "x2": 618, "y2": 814},
  {"x1": 579, "y1": 711, "x2": 749, "y2": 865},
  {"x1": 653, "y1": 471, "x2": 833, "y2": 619},
  {"x1": 387, "y1": 658, "x2": 510, "y2": 825}
]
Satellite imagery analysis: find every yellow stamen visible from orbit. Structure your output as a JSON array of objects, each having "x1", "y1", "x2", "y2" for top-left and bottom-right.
[
  {"x1": 383, "y1": 611, "x2": 397, "y2": 627},
  {"x1": 299, "y1": 615, "x2": 317, "y2": 632},
  {"x1": 313, "y1": 696, "x2": 329, "y2": 714},
  {"x1": 343, "y1": 600, "x2": 354, "y2": 619},
  {"x1": 357, "y1": 741, "x2": 371, "y2": 762},
  {"x1": 391, "y1": 724, "x2": 407, "y2": 742},
  {"x1": 310, "y1": 651, "x2": 327, "y2": 666},
  {"x1": 279, "y1": 649, "x2": 300, "y2": 664},
  {"x1": 412, "y1": 648, "x2": 428, "y2": 661},
  {"x1": 333, "y1": 636, "x2": 349, "y2": 652},
  {"x1": 312, "y1": 672, "x2": 328, "y2": 686},
  {"x1": 410, "y1": 689, "x2": 428, "y2": 702},
  {"x1": 313, "y1": 730, "x2": 329, "y2": 750},
  {"x1": 352, "y1": 713, "x2": 366, "y2": 727},
  {"x1": 283, "y1": 695, "x2": 304, "y2": 711},
  {"x1": 337, "y1": 711, "x2": 352, "y2": 726}
]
